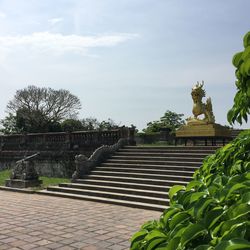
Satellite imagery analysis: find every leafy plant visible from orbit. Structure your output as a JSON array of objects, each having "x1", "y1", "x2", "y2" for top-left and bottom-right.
[
  {"x1": 228, "y1": 31, "x2": 250, "y2": 124},
  {"x1": 130, "y1": 130, "x2": 250, "y2": 249}
]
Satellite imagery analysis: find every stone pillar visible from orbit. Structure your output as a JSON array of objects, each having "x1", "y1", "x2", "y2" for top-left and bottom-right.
[
  {"x1": 65, "y1": 132, "x2": 72, "y2": 150},
  {"x1": 128, "y1": 126, "x2": 136, "y2": 146}
]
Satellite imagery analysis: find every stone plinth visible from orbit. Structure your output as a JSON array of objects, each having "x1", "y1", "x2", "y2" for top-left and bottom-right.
[
  {"x1": 175, "y1": 123, "x2": 231, "y2": 146},
  {"x1": 176, "y1": 123, "x2": 231, "y2": 137},
  {"x1": 5, "y1": 153, "x2": 43, "y2": 189},
  {"x1": 5, "y1": 179, "x2": 42, "y2": 188}
]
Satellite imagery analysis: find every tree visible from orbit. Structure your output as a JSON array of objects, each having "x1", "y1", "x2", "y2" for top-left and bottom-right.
[
  {"x1": 142, "y1": 110, "x2": 185, "y2": 133},
  {"x1": 81, "y1": 117, "x2": 100, "y2": 131},
  {"x1": 61, "y1": 117, "x2": 120, "y2": 132},
  {"x1": 61, "y1": 119, "x2": 84, "y2": 132},
  {"x1": 99, "y1": 118, "x2": 119, "y2": 130},
  {"x1": 228, "y1": 31, "x2": 250, "y2": 124},
  {"x1": 0, "y1": 113, "x2": 21, "y2": 134},
  {"x1": 1, "y1": 85, "x2": 81, "y2": 133}
]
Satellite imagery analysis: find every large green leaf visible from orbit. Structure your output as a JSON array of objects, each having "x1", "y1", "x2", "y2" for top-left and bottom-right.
[
  {"x1": 161, "y1": 208, "x2": 181, "y2": 226},
  {"x1": 194, "y1": 245, "x2": 213, "y2": 250},
  {"x1": 214, "y1": 238, "x2": 250, "y2": 250},
  {"x1": 130, "y1": 230, "x2": 148, "y2": 250},
  {"x1": 169, "y1": 185, "x2": 185, "y2": 200},
  {"x1": 186, "y1": 180, "x2": 204, "y2": 191},
  {"x1": 243, "y1": 31, "x2": 250, "y2": 48},
  {"x1": 222, "y1": 183, "x2": 247, "y2": 201},
  {"x1": 181, "y1": 223, "x2": 208, "y2": 247},
  {"x1": 145, "y1": 237, "x2": 167, "y2": 250},
  {"x1": 204, "y1": 208, "x2": 224, "y2": 229},
  {"x1": 218, "y1": 216, "x2": 247, "y2": 238},
  {"x1": 142, "y1": 220, "x2": 159, "y2": 231},
  {"x1": 177, "y1": 190, "x2": 194, "y2": 207},
  {"x1": 227, "y1": 203, "x2": 250, "y2": 219},
  {"x1": 165, "y1": 237, "x2": 181, "y2": 250},
  {"x1": 189, "y1": 192, "x2": 207, "y2": 204},
  {"x1": 228, "y1": 173, "x2": 250, "y2": 185},
  {"x1": 221, "y1": 222, "x2": 247, "y2": 241},
  {"x1": 232, "y1": 52, "x2": 243, "y2": 68},
  {"x1": 144, "y1": 230, "x2": 167, "y2": 242},
  {"x1": 169, "y1": 212, "x2": 190, "y2": 230},
  {"x1": 168, "y1": 222, "x2": 189, "y2": 240},
  {"x1": 194, "y1": 197, "x2": 216, "y2": 219},
  {"x1": 241, "y1": 191, "x2": 250, "y2": 203}
]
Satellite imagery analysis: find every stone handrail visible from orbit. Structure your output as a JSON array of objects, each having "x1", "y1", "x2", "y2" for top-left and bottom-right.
[
  {"x1": 72, "y1": 138, "x2": 128, "y2": 180},
  {"x1": 0, "y1": 127, "x2": 134, "y2": 151}
]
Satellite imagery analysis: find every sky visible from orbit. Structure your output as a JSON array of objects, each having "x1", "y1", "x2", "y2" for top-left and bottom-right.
[{"x1": 0, "y1": 0, "x2": 249, "y2": 131}]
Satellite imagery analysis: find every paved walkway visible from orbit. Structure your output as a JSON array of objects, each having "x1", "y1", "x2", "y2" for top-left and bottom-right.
[{"x1": 0, "y1": 190, "x2": 161, "y2": 250}]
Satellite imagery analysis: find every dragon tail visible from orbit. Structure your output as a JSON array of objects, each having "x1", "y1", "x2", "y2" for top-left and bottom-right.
[
  {"x1": 206, "y1": 97, "x2": 213, "y2": 111},
  {"x1": 206, "y1": 97, "x2": 215, "y2": 122}
]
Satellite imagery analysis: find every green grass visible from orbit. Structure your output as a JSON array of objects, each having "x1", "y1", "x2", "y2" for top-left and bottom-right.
[
  {"x1": 0, "y1": 169, "x2": 70, "y2": 189},
  {"x1": 40, "y1": 176, "x2": 70, "y2": 188},
  {"x1": 0, "y1": 169, "x2": 11, "y2": 186}
]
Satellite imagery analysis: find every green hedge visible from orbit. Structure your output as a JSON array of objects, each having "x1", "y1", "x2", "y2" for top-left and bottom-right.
[{"x1": 130, "y1": 130, "x2": 250, "y2": 250}]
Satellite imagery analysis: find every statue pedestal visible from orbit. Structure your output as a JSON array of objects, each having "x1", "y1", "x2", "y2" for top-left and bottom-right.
[
  {"x1": 5, "y1": 179, "x2": 42, "y2": 188},
  {"x1": 4, "y1": 154, "x2": 42, "y2": 189},
  {"x1": 175, "y1": 122, "x2": 231, "y2": 146}
]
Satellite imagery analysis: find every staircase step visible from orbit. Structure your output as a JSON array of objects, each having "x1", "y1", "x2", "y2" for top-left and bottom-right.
[
  {"x1": 100, "y1": 162, "x2": 199, "y2": 172},
  {"x1": 46, "y1": 186, "x2": 169, "y2": 205},
  {"x1": 73, "y1": 179, "x2": 171, "y2": 192},
  {"x1": 38, "y1": 190, "x2": 168, "y2": 211},
  {"x1": 115, "y1": 152, "x2": 210, "y2": 158},
  {"x1": 105, "y1": 159, "x2": 202, "y2": 167},
  {"x1": 83, "y1": 175, "x2": 189, "y2": 186},
  {"x1": 59, "y1": 183, "x2": 168, "y2": 198},
  {"x1": 124, "y1": 146, "x2": 219, "y2": 151},
  {"x1": 90, "y1": 170, "x2": 192, "y2": 182},
  {"x1": 94, "y1": 166, "x2": 194, "y2": 176},
  {"x1": 119, "y1": 148, "x2": 216, "y2": 154},
  {"x1": 111, "y1": 155, "x2": 204, "y2": 162},
  {"x1": 42, "y1": 145, "x2": 215, "y2": 211}
]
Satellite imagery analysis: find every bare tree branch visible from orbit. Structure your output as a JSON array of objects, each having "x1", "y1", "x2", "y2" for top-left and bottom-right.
[{"x1": 7, "y1": 85, "x2": 82, "y2": 126}]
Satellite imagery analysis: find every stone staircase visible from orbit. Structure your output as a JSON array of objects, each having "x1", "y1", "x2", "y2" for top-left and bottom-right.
[{"x1": 40, "y1": 146, "x2": 218, "y2": 211}]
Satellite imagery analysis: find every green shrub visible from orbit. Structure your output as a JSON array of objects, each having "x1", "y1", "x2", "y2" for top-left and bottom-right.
[
  {"x1": 130, "y1": 130, "x2": 250, "y2": 249},
  {"x1": 228, "y1": 31, "x2": 250, "y2": 125}
]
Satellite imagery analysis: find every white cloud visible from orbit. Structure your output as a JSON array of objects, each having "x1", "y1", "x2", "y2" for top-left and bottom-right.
[
  {"x1": 0, "y1": 11, "x2": 6, "y2": 19},
  {"x1": 0, "y1": 32, "x2": 139, "y2": 56},
  {"x1": 48, "y1": 17, "x2": 63, "y2": 25}
]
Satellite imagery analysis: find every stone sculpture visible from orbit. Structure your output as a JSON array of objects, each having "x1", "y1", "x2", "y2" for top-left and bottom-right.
[
  {"x1": 5, "y1": 152, "x2": 42, "y2": 188},
  {"x1": 187, "y1": 81, "x2": 215, "y2": 124},
  {"x1": 176, "y1": 81, "x2": 231, "y2": 144},
  {"x1": 72, "y1": 138, "x2": 128, "y2": 180},
  {"x1": 72, "y1": 154, "x2": 89, "y2": 180},
  {"x1": 10, "y1": 160, "x2": 38, "y2": 181}
]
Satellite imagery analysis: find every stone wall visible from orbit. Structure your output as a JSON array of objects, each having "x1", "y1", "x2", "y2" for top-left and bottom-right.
[
  {"x1": 0, "y1": 127, "x2": 136, "y2": 178},
  {"x1": 0, "y1": 149, "x2": 94, "y2": 178}
]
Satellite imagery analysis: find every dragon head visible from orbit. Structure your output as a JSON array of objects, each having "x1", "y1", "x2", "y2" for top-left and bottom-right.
[{"x1": 191, "y1": 81, "x2": 206, "y2": 101}]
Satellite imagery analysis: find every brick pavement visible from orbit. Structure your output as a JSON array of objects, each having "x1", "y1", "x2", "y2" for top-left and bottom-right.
[{"x1": 0, "y1": 190, "x2": 161, "y2": 250}]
